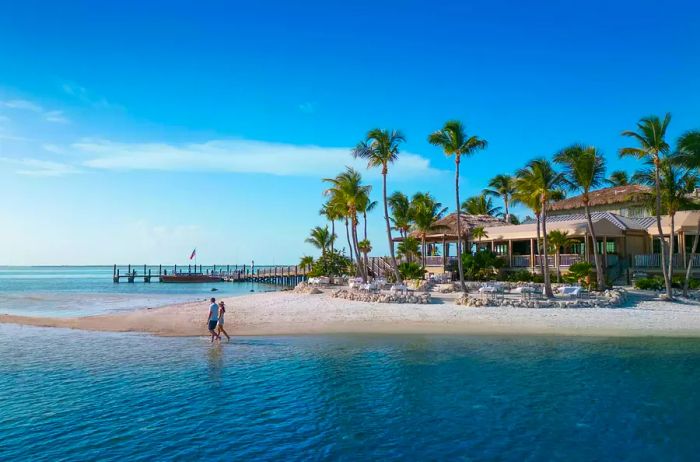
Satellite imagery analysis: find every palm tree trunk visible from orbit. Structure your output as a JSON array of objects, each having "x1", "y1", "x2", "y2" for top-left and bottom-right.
[
  {"x1": 363, "y1": 211, "x2": 368, "y2": 241},
  {"x1": 330, "y1": 220, "x2": 335, "y2": 253},
  {"x1": 454, "y1": 155, "x2": 466, "y2": 292},
  {"x1": 422, "y1": 235, "x2": 426, "y2": 268},
  {"x1": 654, "y1": 163, "x2": 673, "y2": 299},
  {"x1": 668, "y1": 213, "x2": 675, "y2": 280},
  {"x1": 556, "y1": 251, "x2": 561, "y2": 283},
  {"x1": 345, "y1": 218, "x2": 354, "y2": 263},
  {"x1": 504, "y1": 196, "x2": 510, "y2": 223},
  {"x1": 351, "y1": 218, "x2": 365, "y2": 282},
  {"x1": 536, "y1": 213, "x2": 543, "y2": 275},
  {"x1": 683, "y1": 219, "x2": 700, "y2": 296},
  {"x1": 584, "y1": 201, "x2": 605, "y2": 290},
  {"x1": 382, "y1": 170, "x2": 402, "y2": 283},
  {"x1": 541, "y1": 198, "x2": 554, "y2": 298}
]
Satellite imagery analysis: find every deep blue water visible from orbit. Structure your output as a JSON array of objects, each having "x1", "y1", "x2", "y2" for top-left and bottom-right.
[
  {"x1": 1, "y1": 325, "x2": 699, "y2": 461},
  {"x1": 0, "y1": 266, "x2": 277, "y2": 316}
]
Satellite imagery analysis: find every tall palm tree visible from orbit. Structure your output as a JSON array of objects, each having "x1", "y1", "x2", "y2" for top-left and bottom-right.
[
  {"x1": 299, "y1": 255, "x2": 314, "y2": 273},
  {"x1": 633, "y1": 154, "x2": 698, "y2": 280},
  {"x1": 352, "y1": 129, "x2": 405, "y2": 283},
  {"x1": 428, "y1": 120, "x2": 488, "y2": 292},
  {"x1": 605, "y1": 170, "x2": 630, "y2": 187},
  {"x1": 554, "y1": 144, "x2": 607, "y2": 290},
  {"x1": 305, "y1": 226, "x2": 334, "y2": 256},
  {"x1": 620, "y1": 113, "x2": 673, "y2": 298},
  {"x1": 320, "y1": 201, "x2": 342, "y2": 253},
  {"x1": 516, "y1": 159, "x2": 564, "y2": 298},
  {"x1": 388, "y1": 191, "x2": 413, "y2": 238},
  {"x1": 462, "y1": 194, "x2": 502, "y2": 216},
  {"x1": 512, "y1": 189, "x2": 544, "y2": 274},
  {"x1": 484, "y1": 174, "x2": 516, "y2": 223},
  {"x1": 323, "y1": 167, "x2": 372, "y2": 281},
  {"x1": 547, "y1": 229, "x2": 573, "y2": 283},
  {"x1": 676, "y1": 130, "x2": 700, "y2": 295},
  {"x1": 410, "y1": 192, "x2": 448, "y2": 267}
]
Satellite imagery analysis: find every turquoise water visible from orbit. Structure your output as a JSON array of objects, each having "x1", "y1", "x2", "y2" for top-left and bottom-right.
[
  {"x1": 1, "y1": 326, "x2": 699, "y2": 461},
  {"x1": 0, "y1": 266, "x2": 278, "y2": 317}
]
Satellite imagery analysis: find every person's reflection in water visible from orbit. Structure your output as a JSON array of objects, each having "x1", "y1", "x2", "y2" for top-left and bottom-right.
[{"x1": 207, "y1": 343, "x2": 224, "y2": 385}]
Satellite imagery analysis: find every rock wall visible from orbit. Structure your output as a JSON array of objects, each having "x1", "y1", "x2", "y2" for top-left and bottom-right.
[
  {"x1": 332, "y1": 289, "x2": 431, "y2": 304},
  {"x1": 456, "y1": 289, "x2": 627, "y2": 308}
]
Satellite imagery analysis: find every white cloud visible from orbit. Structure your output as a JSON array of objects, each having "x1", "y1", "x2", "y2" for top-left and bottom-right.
[
  {"x1": 1, "y1": 99, "x2": 69, "y2": 123},
  {"x1": 0, "y1": 157, "x2": 82, "y2": 177},
  {"x1": 298, "y1": 102, "x2": 317, "y2": 114},
  {"x1": 73, "y1": 138, "x2": 443, "y2": 180},
  {"x1": 61, "y1": 82, "x2": 121, "y2": 110},
  {"x1": 42, "y1": 143, "x2": 66, "y2": 154}
]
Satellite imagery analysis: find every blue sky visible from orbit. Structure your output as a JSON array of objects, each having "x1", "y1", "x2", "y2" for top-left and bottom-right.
[{"x1": 0, "y1": 0, "x2": 698, "y2": 265}]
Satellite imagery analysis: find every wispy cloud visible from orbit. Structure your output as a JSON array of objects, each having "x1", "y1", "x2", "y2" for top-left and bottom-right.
[
  {"x1": 0, "y1": 157, "x2": 82, "y2": 177},
  {"x1": 298, "y1": 101, "x2": 317, "y2": 114},
  {"x1": 73, "y1": 138, "x2": 443, "y2": 180},
  {"x1": 61, "y1": 82, "x2": 121, "y2": 110},
  {"x1": 1, "y1": 99, "x2": 70, "y2": 124}
]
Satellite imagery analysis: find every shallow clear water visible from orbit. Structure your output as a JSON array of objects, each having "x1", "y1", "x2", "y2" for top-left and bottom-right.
[
  {"x1": 1, "y1": 325, "x2": 699, "y2": 461},
  {"x1": 0, "y1": 266, "x2": 278, "y2": 316}
]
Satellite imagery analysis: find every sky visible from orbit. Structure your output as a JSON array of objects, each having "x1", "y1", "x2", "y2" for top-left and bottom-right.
[{"x1": 0, "y1": 0, "x2": 698, "y2": 265}]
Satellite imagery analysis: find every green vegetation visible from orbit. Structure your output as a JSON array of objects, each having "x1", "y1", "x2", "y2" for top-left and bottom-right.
[
  {"x1": 308, "y1": 250, "x2": 354, "y2": 278},
  {"x1": 398, "y1": 262, "x2": 426, "y2": 280},
  {"x1": 460, "y1": 249, "x2": 505, "y2": 281}
]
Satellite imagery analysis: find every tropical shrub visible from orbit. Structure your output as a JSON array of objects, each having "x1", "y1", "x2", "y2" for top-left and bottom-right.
[
  {"x1": 506, "y1": 270, "x2": 534, "y2": 282},
  {"x1": 634, "y1": 277, "x2": 664, "y2": 291},
  {"x1": 398, "y1": 262, "x2": 426, "y2": 280},
  {"x1": 565, "y1": 262, "x2": 595, "y2": 288},
  {"x1": 308, "y1": 250, "x2": 354, "y2": 277},
  {"x1": 461, "y1": 250, "x2": 505, "y2": 281}
]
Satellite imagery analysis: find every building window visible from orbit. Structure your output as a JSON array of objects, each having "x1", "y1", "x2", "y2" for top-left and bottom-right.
[
  {"x1": 570, "y1": 241, "x2": 585, "y2": 255},
  {"x1": 494, "y1": 243, "x2": 508, "y2": 255}
]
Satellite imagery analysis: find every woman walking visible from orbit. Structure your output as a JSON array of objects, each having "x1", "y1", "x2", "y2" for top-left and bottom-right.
[{"x1": 217, "y1": 301, "x2": 231, "y2": 342}]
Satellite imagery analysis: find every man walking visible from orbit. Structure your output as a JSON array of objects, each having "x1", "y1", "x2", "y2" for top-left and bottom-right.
[{"x1": 207, "y1": 297, "x2": 220, "y2": 342}]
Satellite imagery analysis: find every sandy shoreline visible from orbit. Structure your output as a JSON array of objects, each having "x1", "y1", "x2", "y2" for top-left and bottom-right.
[{"x1": 3, "y1": 290, "x2": 700, "y2": 338}]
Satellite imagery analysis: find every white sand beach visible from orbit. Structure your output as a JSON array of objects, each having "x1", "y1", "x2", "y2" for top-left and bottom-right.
[{"x1": 3, "y1": 290, "x2": 700, "y2": 337}]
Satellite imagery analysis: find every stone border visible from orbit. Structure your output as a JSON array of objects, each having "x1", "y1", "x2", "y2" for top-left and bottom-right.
[
  {"x1": 456, "y1": 289, "x2": 627, "y2": 308},
  {"x1": 332, "y1": 289, "x2": 432, "y2": 304}
]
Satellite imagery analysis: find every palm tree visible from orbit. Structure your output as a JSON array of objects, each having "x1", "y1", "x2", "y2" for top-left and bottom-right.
[
  {"x1": 323, "y1": 167, "x2": 372, "y2": 281},
  {"x1": 677, "y1": 130, "x2": 700, "y2": 295},
  {"x1": 620, "y1": 113, "x2": 673, "y2": 298},
  {"x1": 352, "y1": 129, "x2": 405, "y2": 283},
  {"x1": 428, "y1": 120, "x2": 488, "y2": 292},
  {"x1": 397, "y1": 236, "x2": 421, "y2": 264},
  {"x1": 319, "y1": 201, "x2": 342, "y2": 253},
  {"x1": 605, "y1": 170, "x2": 629, "y2": 187},
  {"x1": 357, "y1": 239, "x2": 373, "y2": 276},
  {"x1": 554, "y1": 144, "x2": 607, "y2": 290},
  {"x1": 462, "y1": 194, "x2": 502, "y2": 216},
  {"x1": 471, "y1": 226, "x2": 488, "y2": 251},
  {"x1": 305, "y1": 226, "x2": 334, "y2": 256},
  {"x1": 516, "y1": 159, "x2": 564, "y2": 298},
  {"x1": 299, "y1": 255, "x2": 314, "y2": 273},
  {"x1": 512, "y1": 189, "x2": 544, "y2": 274},
  {"x1": 388, "y1": 192, "x2": 413, "y2": 238},
  {"x1": 410, "y1": 192, "x2": 448, "y2": 267},
  {"x1": 547, "y1": 229, "x2": 573, "y2": 283},
  {"x1": 484, "y1": 174, "x2": 516, "y2": 223},
  {"x1": 633, "y1": 154, "x2": 698, "y2": 281}
]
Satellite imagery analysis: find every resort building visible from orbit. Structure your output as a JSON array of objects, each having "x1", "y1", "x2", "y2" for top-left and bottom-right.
[
  {"x1": 399, "y1": 186, "x2": 700, "y2": 281},
  {"x1": 548, "y1": 184, "x2": 652, "y2": 218}
]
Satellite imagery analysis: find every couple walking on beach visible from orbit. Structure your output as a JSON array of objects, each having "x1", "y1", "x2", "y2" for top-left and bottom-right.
[{"x1": 207, "y1": 297, "x2": 230, "y2": 342}]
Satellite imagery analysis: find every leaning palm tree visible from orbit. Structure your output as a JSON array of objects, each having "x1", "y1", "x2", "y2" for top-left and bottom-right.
[
  {"x1": 516, "y1": 159, "x2": 565, "y2": 298},
  {"x1": 676, "y1": 130, "x2": 700, "y2": 295},
  {"x1": 352, "y1": 129, "x2": 405, "y2": 283},
  {"x1": 410, "y1": 192, "x2": 448, "y2": 267},
  {"x1": 484, "y1": 174, "x2": 516, "y2": 223},
  {"x1": 620, "y1": 113, "x2": 673, "y2": 298},
  {"x1": 547, "y1": 229, "x2": 573, "y2": 283},
  {"x1": 428, "y1": 120, "x2": 488, "y2": 292},
  {"x1": 323, "y1": 167, "x2": 372, "y2": 281},
  {"x1": 388, "y1": 191, "x2": 413, "y2": 238},
  {"x1": 462, "y1": 194, "x2": 502, "y2": 216},
  {"x1": 605, "y1": 170, "x2": 630, "y2": 187},
  {"x1": 305, "y1": 226, "x2": 334, "y2": 256},
  {"x1": 299, "y1": 255, "x2": 314, "y2": 273},
  {"x1": 554, "y1": 144, "x2": 607, "y2": 290}
]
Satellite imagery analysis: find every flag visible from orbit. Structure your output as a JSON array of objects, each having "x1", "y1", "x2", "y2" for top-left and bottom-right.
[{"x1": 189, "y1": 248, "x2": 197, "y2": 260}]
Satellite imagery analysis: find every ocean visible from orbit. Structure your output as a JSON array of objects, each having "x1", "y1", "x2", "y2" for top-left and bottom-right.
[
  {"x1": 1, "y1": 328, "x2": 699, "y2": 461},
  {"x1": 0, "y1": 266, "x2": 278, "y2": 317}
]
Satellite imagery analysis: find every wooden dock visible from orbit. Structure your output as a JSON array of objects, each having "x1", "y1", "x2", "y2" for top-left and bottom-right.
[{"x1": 112, "y1": 264, "x2": 309, "y2": 286}]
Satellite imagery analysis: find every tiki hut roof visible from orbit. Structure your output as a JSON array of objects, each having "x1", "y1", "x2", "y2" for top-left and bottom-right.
[
  {"x1": 406, "y1": 212, "x2": 510, "y2": 242},
  {"x1": 549, "y1": 185, "x2": 651, "y2": 212}
]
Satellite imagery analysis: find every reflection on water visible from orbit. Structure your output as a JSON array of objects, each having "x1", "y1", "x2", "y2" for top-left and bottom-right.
[{"x1": 1, "y1": 325, "x2": 700, "y2": 461}]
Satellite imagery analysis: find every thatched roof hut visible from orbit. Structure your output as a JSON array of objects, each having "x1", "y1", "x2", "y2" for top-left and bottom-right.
[
  {"x1": 549, "y1": 185, "x2": 651, "y2": 213},
  {"x1": 405, "y1": 212, "x2": 510, "y2": 242}
]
